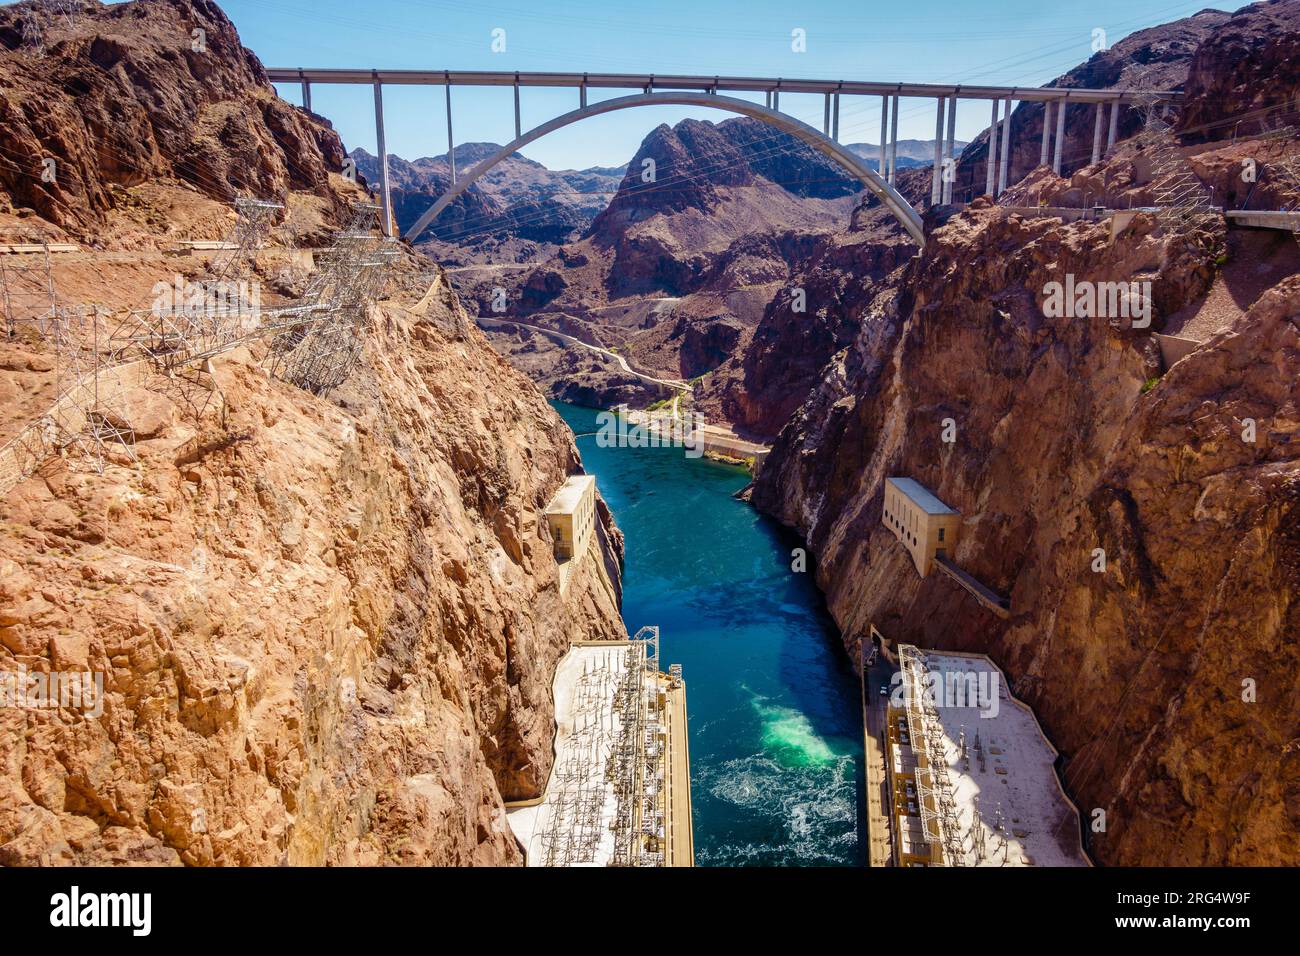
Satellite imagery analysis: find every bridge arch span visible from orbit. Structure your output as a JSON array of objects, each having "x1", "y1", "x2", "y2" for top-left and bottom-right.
[{"x1": 403, "y1": 91, "x2": 925, "y2": 246}]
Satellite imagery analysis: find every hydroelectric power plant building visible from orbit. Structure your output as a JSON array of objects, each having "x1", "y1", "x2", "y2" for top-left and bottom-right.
[
  {"x1": 883, "y1": 477, "x2": 1011, "y2": 618},
  {"x1": 545, "y1": 474, "x2": 597, "y2": 595},
  {"x1": 523, "y1": 475, "x2": 693, "y2": 866},
  {"x1": 883, "y1": 477, "x2": 960, "y2": 577},
  {"x1": 545, "y1": 474, "x2": 596, "y2": 561},
  {"x1": 884, "y1": 644, "x2": 1089, "y2": 867}
]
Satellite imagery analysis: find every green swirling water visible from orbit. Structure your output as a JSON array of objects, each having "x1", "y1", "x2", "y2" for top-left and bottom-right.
[{"x1": 554, "y1": 402, "x2": 866, "y2": 866}]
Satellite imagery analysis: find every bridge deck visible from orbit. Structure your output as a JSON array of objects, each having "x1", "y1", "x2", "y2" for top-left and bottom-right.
[{"x1": 267, "y1": 68, "x2": 1176, "y2": 104}]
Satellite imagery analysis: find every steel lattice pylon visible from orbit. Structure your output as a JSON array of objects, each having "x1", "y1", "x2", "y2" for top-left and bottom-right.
[
  {"x1": 0, "y1": 201, "x2": 398, "y2": 492},
  {"x1": 18, "y1": 0, "x2": 80, "y2": 56},
  {"x1": 266, "y1": 203, "x2": 400, "y2": 395},
  {"x1": 1, "y1": 245, "x2": 59, "y2": 338},
  {"x1": 48, "y1": 305, "x2": 137, "y2": 475},
  {"x1": 900, "y1": 645, "x2": 971, "y2": 866},
  {"x1": 110, "y1": 197, "x2": 283, "y2": 371},
  {"x1": 1133, "y1": 95, "x2": 1214, "y2": 231}
]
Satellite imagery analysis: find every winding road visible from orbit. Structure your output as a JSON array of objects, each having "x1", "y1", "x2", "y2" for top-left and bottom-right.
[{"x1": 475, "y1": 315, "x2": 692, "y2": 392}]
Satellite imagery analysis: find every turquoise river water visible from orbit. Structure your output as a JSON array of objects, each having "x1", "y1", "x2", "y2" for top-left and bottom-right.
[{"x1": 554, "y1": 402, "x2": 866, "y2": 866}]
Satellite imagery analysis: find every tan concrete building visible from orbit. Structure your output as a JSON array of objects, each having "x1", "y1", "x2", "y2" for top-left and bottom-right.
[
  {"x1": 545, "y1": 475, "x2": 597, "y2": 596},
  {"x1": 883, "y1": 477, "x2": 961, "y2": 577},
  {"x1": 546, "y1": 474, "x2": 596, "y2": 558}
]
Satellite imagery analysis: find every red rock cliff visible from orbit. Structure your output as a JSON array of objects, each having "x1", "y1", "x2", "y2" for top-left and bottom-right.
[
  {"x1": 0, "y1": 267, "x2": 627, "y2": 866},
  {"x1": 753, "y1": 201, "x2": 1299, "y2": 865}
]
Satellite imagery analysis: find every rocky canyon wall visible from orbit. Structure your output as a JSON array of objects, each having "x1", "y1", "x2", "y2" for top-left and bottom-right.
[
  {"x1": 753, "y1": 201, "x2": 1299, "y2": 865},
  {"x1": 0, "y1": 0, "x2": 353, "y2": 242},
  {"x1": 0, "y1": 270, "x2": 627, "y2": 865}
]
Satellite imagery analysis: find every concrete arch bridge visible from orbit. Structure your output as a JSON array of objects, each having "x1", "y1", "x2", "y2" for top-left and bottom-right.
[{"x1": 266, "y1": 68, "x2": 1179, "y2": 249}]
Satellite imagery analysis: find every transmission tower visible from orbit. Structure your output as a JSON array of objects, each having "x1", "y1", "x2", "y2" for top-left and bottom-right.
[
  {"x1": 212, "y1": 198, "x2": 282, "y2": 280},
  {"x1": 110, "y1": 197, "x2": 282, "y2": 373},
  {"x1": 266, "y1": 202, "x2": 399, "y2": 394},
  {"x1": 1, "y1": 245, "x2": 59, "y2": 338},
  {"x1": 1133, "y1": 95, "x2": 1214, "y2": 230},
  {"x1": 1255, "y1": 120, "x2": 1300, "y2": 247},
  {"x1": 19, "y1": 0, "x2": 80, "y2": 56},
  {"x1": 48, "y1": 305, "x2": 137, "y2": 475}
]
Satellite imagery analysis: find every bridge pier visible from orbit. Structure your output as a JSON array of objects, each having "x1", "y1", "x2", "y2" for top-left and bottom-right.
[
  {"x1": 832, "y1": 92, "x2": 840, "y2": 141},
  {"x1": 888, "y1": 93, "x2": 899, "y2": 184},
  {"x1": 985, "y1": 99, "x2": 999, "y2": 197},
  {"x1": 942, "y1": 94, "x2": 957, "y2": 203},
  {"x1": 823, "y1": 92, "x2": 831, "y2": 136},
  {"x1": 997, "y1": 96, "x2": 1012, "y2": 195},
  {"x1": 1106, "y1": 98, "x2": 1120, "y2": 153},
  {"x1": 1091, "y1": 101, "x2": 1105, "y2": 165},
  {"x1": 514, "y1": 78, "x2": 521, "y2": 139},
  {"x1": 1040, "y1": 100, "x2": 1052, "y2": 168},
  {"x1": 300, "y1": 74, "x2": 312, "y2": 113},
  {"x1": 445, "y1": 81, "x2": 456, "y2": 184},
  {"x1": 1052, "y1": 96, "x2": 1066, "y2": 174},
  {"x1": 931, "y1": 97, "x2": 945, "y2": 206},
  {"x1": 372, "y1": 76, "x2": 393, "y2": 237},
  {"x1": 880, "y1": 96, "x2": 889, "y2": 178}
]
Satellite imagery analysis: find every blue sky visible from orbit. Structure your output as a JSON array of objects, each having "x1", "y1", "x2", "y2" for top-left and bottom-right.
[{"x1": 116, "y1": 1, "x2": 1232, "y2": 168}]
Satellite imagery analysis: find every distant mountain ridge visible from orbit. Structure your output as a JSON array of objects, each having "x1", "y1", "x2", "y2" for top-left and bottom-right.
[
  {"x1": 845, "y1": 139, "x2": 969, "y2": 169},
  {"x1": 350, "y1": 145, "x2": 623, "y2": 246}
]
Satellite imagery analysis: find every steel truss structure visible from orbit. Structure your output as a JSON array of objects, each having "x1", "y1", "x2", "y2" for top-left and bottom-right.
[
  {"x1": 110, "y1": 198, "x2": 285, "y2": 370},
  {"x1": 47, "y1": 304, "x2": 137, "y2": 474},
  {"x1": 0, "y1": 199, "x2": 399, "y2": 491},
  {"x1": 534, "y1": 627, "x2": 671, "y2": 867},
  {"x1": 266, "y1": 203, "x2": 399, "y2": 394},
  {"x1": 1, "y1": 244, "x2": 59, "y2": 338},
  {"x1": 1134, "y1": 96, "x2": 1214, "y2": 230},
  {"x1": 18, "y1": 0, "x2": 80, "y2": 55}
]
